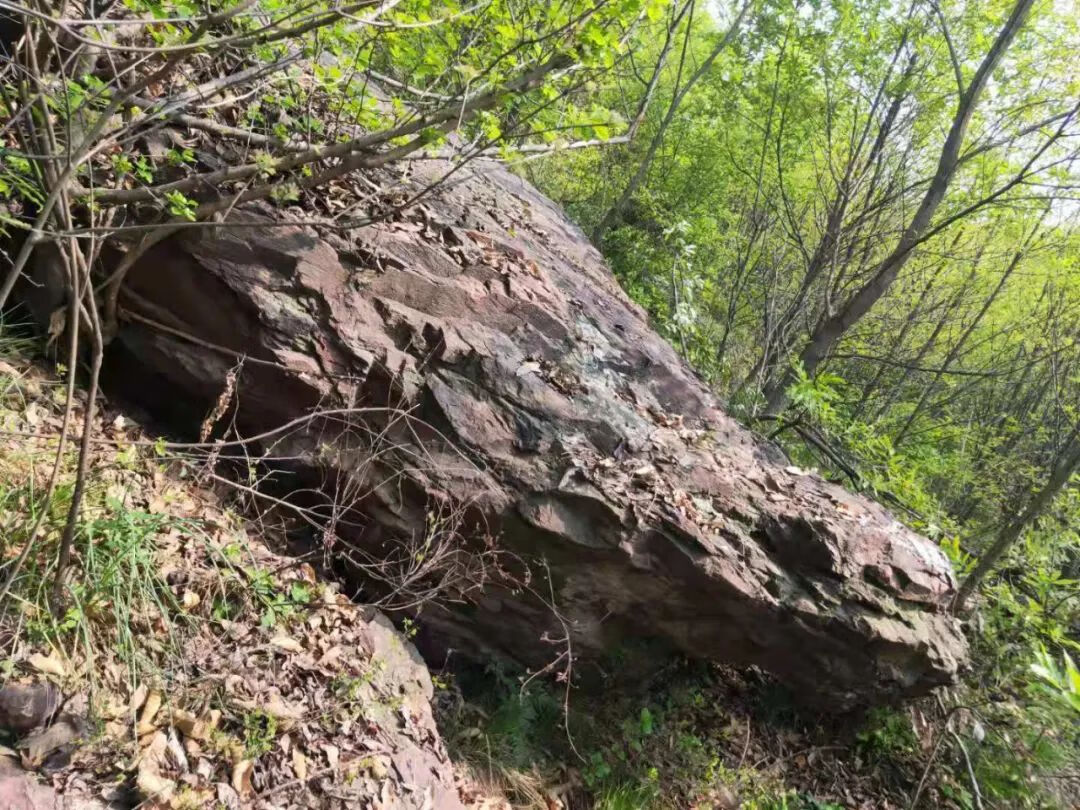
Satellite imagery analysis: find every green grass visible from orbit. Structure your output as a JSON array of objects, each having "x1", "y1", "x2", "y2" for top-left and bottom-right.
[
  {"x1": 854, "y1": 707, "x2": 918, "y2": 763},
  {"x1": 0, "y1": 337, "x2": 198, "y2": 699},
  {"x1": 439, "y1": 659, "x2": 853, "y2": 810},
  {"x1": 62, "y1": 510, "x2": 183, "y2": 680},
  {"x1": 593, "y1": 784, "x2": 658, "y2": 810},
  {"x1": 4, "y1": 490, "x2": 189, "y2": 689},
  {"x1": 242, "y1": 710, "x2": 279, "y2": 758}
]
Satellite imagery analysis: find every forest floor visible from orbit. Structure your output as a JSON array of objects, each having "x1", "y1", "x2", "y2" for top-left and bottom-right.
[
  {"x1": 0, "y1": 335, "x2": 1025, "y2": 809},
  {"x1": 438, "y1": 652, "x2": 944, "y2": 810},
  {"x1": 0, "y1": 334, "x2": 490, "y2": 809}
]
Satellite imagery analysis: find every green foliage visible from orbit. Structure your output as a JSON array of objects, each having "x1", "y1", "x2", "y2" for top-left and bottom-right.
[
  {"x1": 164, "y1": 190, "x2": 197, "y2": 221},
  {"x1": 1, "y1": 0, "x2": 680, "y2": 254},
  {"x1": 241, "y1": 566, "x2": 311, "y2": 628},
  {"x1": 1030, "y1": 646, "x2": 1080, "y2": 715},
  {"x1": 951, "y1": 523, "x2": 1080, "y2": 807},
  {"x1": 133, "y1": 156, "x2": 154, "y2": 183},
  {"x1": 442, "y1": 659, "x2": 857, "y2": 808},
  {"x1": 483, "y1": 687, "x2": 565, "y2": 770},
  {"x1": 593, "y1": 783, "x2": 658, "y2": 810},
  {"x1": 241, "y1": 710, "x2": 279, "y2": 758},
  {"x1": 854, "y1": 708, "x2": 917, "y2": 763},
  {"x1": 0, "y1": 152, "x2": 43, "y2": 208},
  {"x1": 15, "y1": 501, "x2": 185, "y2": 683},
  {"x1": 0, "y1": 369, "x2": 211, "y2": 686},
  {"x1": 165, "y1": 147, "x2": 195, "y2": 167},
  {"x1": 110, "y1": 154, "x2": 134, "y2": 177},
  {"x1": 785, "y1": 366, "x2": 845, "y2": 424},
  {"x1": 743, "y1": 795, "x2": 844, "y2": 810}
]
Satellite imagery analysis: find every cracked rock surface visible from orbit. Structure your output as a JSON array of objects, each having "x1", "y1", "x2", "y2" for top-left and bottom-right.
[{"x1": 107, "y1": 156, "x2": 967, "y2": 708}]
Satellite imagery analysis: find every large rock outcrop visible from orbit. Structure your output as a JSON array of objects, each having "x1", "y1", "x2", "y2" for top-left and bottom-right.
[{"x1": 105, "y1": 156, "x2": 967, "y2": 708}]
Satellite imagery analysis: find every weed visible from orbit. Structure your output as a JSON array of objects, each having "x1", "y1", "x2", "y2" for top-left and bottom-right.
[
  {"x1": 11, "y1": 502, "x2": 186, "y2": 688},
  {"x1": 854, "y1": 707, "x2": 917, "y2": 762},
  {"x1": 206, "y1": 563, "x2": 314, "y2": 629},
  {"x1": 744, "y1": 794, "x2": 845, "y2": 810},
  {"x1": 242, "y1": 710, "x2": 279, "y2": 758},
  {"x1": 593, "y1": 783, "x2": 657, "y2": 809},
  {"x1": 331, "y1": 669, "x2": 377, "y2": 703},
  {"x1": 170, "y1": 787, "x2": 208, "y2": 810},
  {"x1": 206, "y1": 727, "x2": 242, "y2": 762}
]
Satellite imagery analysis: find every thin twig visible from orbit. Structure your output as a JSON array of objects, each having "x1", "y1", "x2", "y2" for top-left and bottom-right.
[{"x1": 948, "y1": 730, "x2": 984, "y2": 810}]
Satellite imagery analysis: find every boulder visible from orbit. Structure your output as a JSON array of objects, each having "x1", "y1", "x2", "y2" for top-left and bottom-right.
[
  {"x1": 0, "y1": 772, "x2": 63, "y2": 810},
  {"x1": 106, "y1": 156, "x2": 967, "y2": 708},
  {"x1": 0, "y1": 683, "x2": 60, "y2": 734}
]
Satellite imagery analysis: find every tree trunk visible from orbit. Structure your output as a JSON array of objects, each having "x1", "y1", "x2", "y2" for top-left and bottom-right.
[{"x1": 954, "y1": 431, "x2": 1080, "y2": 611}]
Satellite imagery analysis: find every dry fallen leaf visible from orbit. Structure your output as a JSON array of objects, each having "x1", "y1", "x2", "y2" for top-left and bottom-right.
[
  {"x1": 164, "y1": 728, "x2": 189, "y2": 774},
  {"x1": 216, "y1": 782, "x2": 241, "y2": 809},
  {"x1": 291, "y1": 748, "x2": 308, "y2": 781},
  {"x1": 317, "y1": 645, "x2": 343, "y2": 670},
  {"x1": 231, "y1": 759, "x2": 254, "y2": 797},
  {"x1": 169, "y1": 709, "x2": 198, "y2": 736},
  {"x1": 234, "y1": 694, "x2": 304, "y2": 729},
  {"x1": 323, "y1": 743, "x2": 339, "y2": 771},
  {"x1": 135, "y1": 731, "x2": 175, "y2": 802},
  {"x1": 103, "y1": 720, "x2": 126, "y2": 740},
  {"x1": 27, "y1": 653, "x2": 66, "y2": 679},
  {"x1": 136, "y1": 766, "x2": 175, "y2": 803},
  {"x1": 264, "y1": 694, "x2": 304, "y2": 725},
  {"x1": 368, "y1": 757, "x2": 388, "y2": 779},
  {"x1": 136, "y1": 690, "x2": 163, "y2": 735},
  {"x1": 45, "y1": 308, "x2": 66, "y2": 348},
  {"x1": 129, "y1": 683, "x2": 149, "y2": 715},
  {"x1": 169, "y1": 708, "x2": 218, "y2": 743},
  {"x1": 270, "y1": 635, "x2": 303, "y2": 653},
  {"x1": 714, "y1": 786, "x2": 740, "y2": 810}
]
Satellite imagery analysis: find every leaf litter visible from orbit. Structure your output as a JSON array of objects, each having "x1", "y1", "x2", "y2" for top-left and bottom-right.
[{"x1": 0, "y1": 351, "x2": 480, "y2": 808}]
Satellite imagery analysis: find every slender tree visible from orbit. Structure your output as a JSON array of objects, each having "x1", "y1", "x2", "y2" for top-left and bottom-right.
[
  {"x1": 590, "y1": 0, "x2": 752, "y2": 245},
  {"x1": 762, "y1": 0, "x2": 1043, "y2": 417},
  {"x1": 954, "y1": 428, "x2": 1080, "y2": 611}
]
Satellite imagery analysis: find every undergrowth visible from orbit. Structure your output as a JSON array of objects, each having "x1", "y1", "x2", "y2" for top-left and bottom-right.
[
  {"x1": 439, "y1": 658, "x2": 865, "y2": 809},
  {"x1": 0, "y1": 325, "x2": 461, "y2": 805},
  {"x1": 0, "y1": 327, "x2": 317, "y2": 722},
  {"x1": 440, "y1": 641, "x2": 1078, "y2": 809}
]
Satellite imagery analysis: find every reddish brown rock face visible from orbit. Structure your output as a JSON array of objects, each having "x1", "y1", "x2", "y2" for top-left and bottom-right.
[{"x1": 110, "y1": 157, "x2": 966, "y2": 708}]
